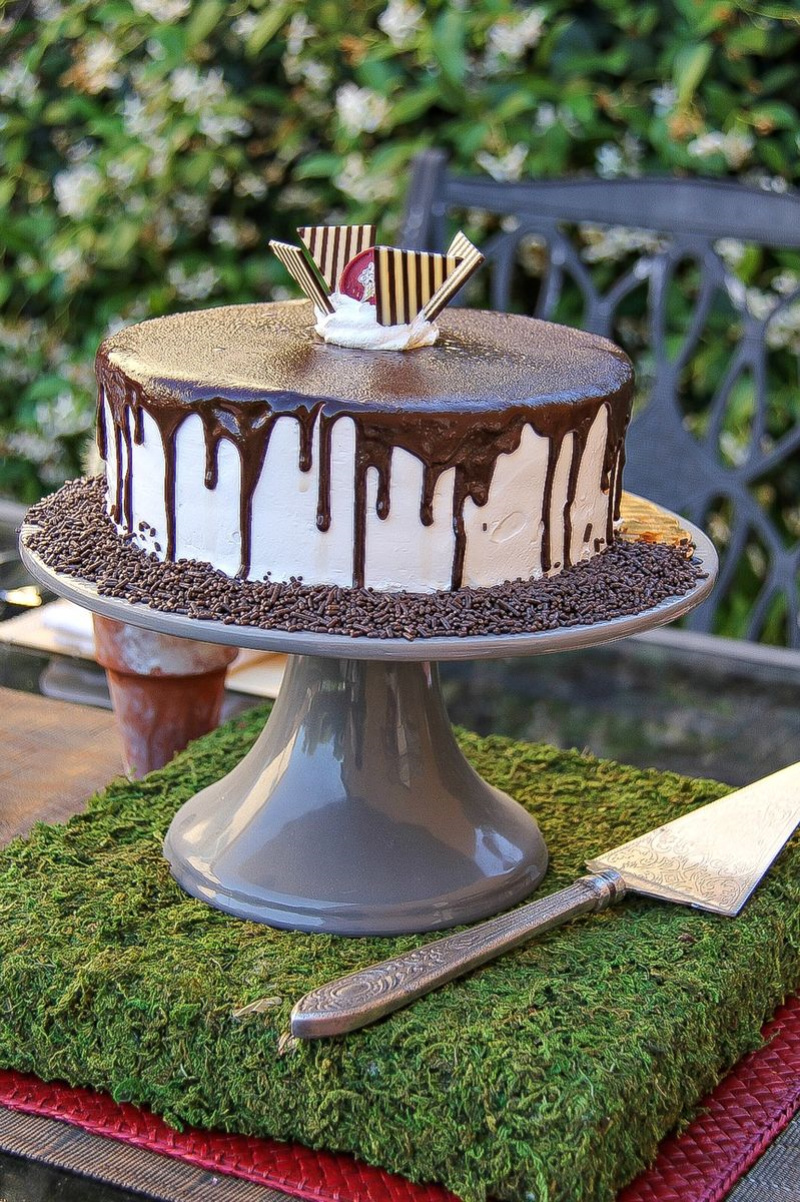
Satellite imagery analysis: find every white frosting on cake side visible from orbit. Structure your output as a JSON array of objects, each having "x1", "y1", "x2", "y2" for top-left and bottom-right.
[
  {"x1": 314, "y1": 294, "x2": 438, "y2": 351},
  {"x1": 104, "y1": 403, "x2": 616, "y2": 592}
]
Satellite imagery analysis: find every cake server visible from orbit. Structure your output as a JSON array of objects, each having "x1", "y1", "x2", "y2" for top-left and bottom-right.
[{"x1": 291, "y1": 762, "x2": 800, "y2": 1038}]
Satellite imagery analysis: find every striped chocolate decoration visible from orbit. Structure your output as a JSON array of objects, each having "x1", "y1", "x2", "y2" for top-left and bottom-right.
[
  {"x1": 298, "y1": 224, "x2": 376, "y2": 292},
  {"x1": 374, "y1": 248, "x2": 461, "y2": 327},
  {"x1": 447, "y1": 230, "x2": 476, "y2": 260},
  {"x1": 423, "y1": 232, "x2": 484, "y2": 321},
  {"x1": 269, "y1": 240, "x2": 334, "y2": 314}
]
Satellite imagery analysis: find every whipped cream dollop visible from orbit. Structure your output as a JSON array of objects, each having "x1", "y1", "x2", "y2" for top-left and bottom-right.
[{"x1": 314, "y1": 293, "x2": 438, "y2": 351}]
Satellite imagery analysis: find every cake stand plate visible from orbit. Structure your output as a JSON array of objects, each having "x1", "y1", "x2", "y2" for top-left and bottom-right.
[{"x1": 20, "y1": 508, "x2": 717, "y2": 936}]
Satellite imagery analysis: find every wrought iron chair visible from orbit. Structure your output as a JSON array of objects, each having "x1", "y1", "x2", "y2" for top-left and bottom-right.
[{"x1": 401, "y1": 150, "x2": 800, "y2": 647}]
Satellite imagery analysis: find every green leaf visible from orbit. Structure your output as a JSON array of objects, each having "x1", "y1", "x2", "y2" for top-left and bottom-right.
[
  {"x1": 186, "y1": 0, "x2": 226, "y2": 47},
  {"x1": 672, "y1": 0, "x2": 729, "y2": 36},
  {"x1": 759, "y1": 140, "x2": 787, "y2": 173},
  {"x1": 383, "y1": 84, "x2": 440, "y2": 130},
  {"x1": 246, "y1": 4, "x2": 291, "y2": 55},
  {"x1": 293, "y1": 153, "x2": 342, "y2": 180},
  {"x1": 750, "y1": 102, "x2": 797, "y2": 130},
  {"x1": 493, "y1": 90, "x2": 538, "y2": 121},
  {"x1": 673, "y1": 42, "x2": 713, "y2": 105},
  {"x1": 357, "y1": 57, "x2": 398, "y2": 92},
  {"x1": 432, "y1": 9, "x2": 467, "y2": 89}
]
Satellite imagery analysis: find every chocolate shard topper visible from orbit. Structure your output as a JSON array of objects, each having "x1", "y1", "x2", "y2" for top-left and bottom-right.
[{"x1": 269, "y1": 226, "x2": 483, "y2": 327}]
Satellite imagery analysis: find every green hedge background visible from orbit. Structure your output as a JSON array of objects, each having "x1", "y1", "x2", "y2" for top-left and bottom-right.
[{"x1": 1, "y1": 0, "x2": 799, "y2": 636}]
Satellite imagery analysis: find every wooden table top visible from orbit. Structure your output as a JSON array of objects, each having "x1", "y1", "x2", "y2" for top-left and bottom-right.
[{"x1": 0, "y1": 686, "x2": 124, "y2": 844}]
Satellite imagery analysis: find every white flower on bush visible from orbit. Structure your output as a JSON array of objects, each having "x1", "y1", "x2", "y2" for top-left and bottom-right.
[
  {"x1": 743, "y1": 171, "x2": 789, "y2": 194},
  {"x1": 235, "y1": 173, "x2": 268, "y2": 199},
  {"x1": 334, "y1": 153, "x2": 394, "y2": 203},
  {"x1": 51, "y1": 246, "x2": 79, "y2": 272},
  {"x1": 723, "y1": 275, "x2": 780, "y2": 321},
  {"x1": 209, "y1": 165, "x2": 229, "y2": 190},
  {"x1": 81, "y1": 37, "x2": 123, "y2": 92},
  {"x1": 535, "y1": 103, "x2": 557, "y2": 131},
  {"x1": 6, "y1": 430, "x2": 58, "y2": 467},
  {"x1": 65, "y1": 138, "x2": 94, "y2": 164},
  {"x1": 336, "y1": 83, "x2": 389, "y2": 136},
  {"x1": 773, "y1": 270, "x2": 800, "y2": 296},
  {"x1": 209, "y1": 217, "x2": 239, "y2": 247},
  {"x1": 650, "y1": 84, "x2": 676, "y2": 116},
  {"x1": 486, "y1": 7, "x2": 545, "y2": 69},
  {"x1": 51, "y1": 245, "x2": 90, "y2": 288},
  {"x1": 168, "y1": 263, "x2": 220, "y2": 301},
  {"x1": 33, "y1": 0, "x2": 64, "y2": 19},
  {"x1": 132, "y1": 0, "x2": 191, "y2": 21},
  {"x1": 286, "y1": 13, "x2": 316, "y2": 54},
  {"x1": 199, "y1": 111, "x2": 251, "y2": 145},
  {"x1": 107, "y1": 158, "x2": 137, "y2": 189},
  {"x1": 0, "y1": 60, "x2": 38, "y2": 106},
  {"x1": 173, "y1": 192, "x2": 208, "y2": 228},
  {"x1": 0, "y1": 354, "x2": 35, "y2": 384},
  {"x1": 534, "y1": 103, "x2": 578, "y2": 135},
  {"x1": 169, "y1": 66, "x2": 226, "y2": 113},
  {"x1": 145, "y1": 142, "x2": 169, "y2": 178},
  {"x1": 122, "y1": 94, "x2": 157, "y2": 141},
  {"x1": 476, "y1": 144, "x2": 527, "y2": 182},
  {"x1": 766, "y1": 301, "x2": 800, "y2": 353},
  {"x1": 35, "y1": 392, "x2": 92, "y2": 438},
  {"x1": 283, "y1": 53, "x2": 331, "y2": 89},
  {"x1": 596, "y1": 143, "x2": 623, "y2": 178},
  {"x1": 378, "y1": 0, "x2": 424, "y2": 48},
  {"x1": 301, "y1": 60, "x2": 332, "y2": 90},
  {"x1": 53, "y1": 163, "x2": 103, "y2": 218},
  {"x1": 596, "y1": 134, "x2": 642, "y2": 179},
  {"x1": 745, "y1": 287, "x2": 779, "y2": 321},
  {"x1": 714, "y1": 238, "x2": 747, "y2": 269},
  {"x1": 0, "y1": 319, "x2": 41, "y2": 354},
  {"x1": 154, "y1": 210, "x2": 178, "y2": 248},
  {"x1": 580, "y1": 225, "x2": 666, "y2": 264},
  {"x1": 232, "y1": 13, "x2": 259, "y2": 39},
  {"x1": 275, "y1": 184, "x2": 320, "y2": 211},
  {"x1": 688, "y1": 130, "x2": 754, "y2": 169}
]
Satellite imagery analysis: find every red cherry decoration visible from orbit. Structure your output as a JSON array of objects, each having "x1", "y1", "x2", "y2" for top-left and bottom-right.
[{"x1": 339, "y1": 248, "x2": 376, "y2": 304}]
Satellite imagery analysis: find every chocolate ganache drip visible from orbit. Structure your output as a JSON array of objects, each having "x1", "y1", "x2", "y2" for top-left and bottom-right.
[{"x1": 95, "y1": 303, "x2": 633, "y2": 588}]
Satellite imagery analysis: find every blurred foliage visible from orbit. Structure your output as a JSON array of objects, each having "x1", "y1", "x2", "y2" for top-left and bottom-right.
[{"x1": 1, "y1": 0, "x2": 799, "y2": 638}]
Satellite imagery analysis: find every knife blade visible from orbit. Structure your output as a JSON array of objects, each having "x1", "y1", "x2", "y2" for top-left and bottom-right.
[{"x1": 291, "y1": 762, "x2": 800, "y2": 1038}]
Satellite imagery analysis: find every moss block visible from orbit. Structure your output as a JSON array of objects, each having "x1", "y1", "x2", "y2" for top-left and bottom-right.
[{"x1": 0, "y1": 706, "x2": 797, "y2": 1202}]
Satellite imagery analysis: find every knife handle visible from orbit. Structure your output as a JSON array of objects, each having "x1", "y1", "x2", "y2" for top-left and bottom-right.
[{"x1": 290, "y1": 870, "x2": 625, "y2": 1038}]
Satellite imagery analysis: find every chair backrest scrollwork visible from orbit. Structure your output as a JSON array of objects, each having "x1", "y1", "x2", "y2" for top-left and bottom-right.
[{"x1": 402, "y1": 150, "x2": 800, "y2": 646}]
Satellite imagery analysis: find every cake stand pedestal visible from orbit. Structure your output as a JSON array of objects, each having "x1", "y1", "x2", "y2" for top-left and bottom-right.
[{"x1": 20, "y1": 510, "x2": 716, "y2": 936}]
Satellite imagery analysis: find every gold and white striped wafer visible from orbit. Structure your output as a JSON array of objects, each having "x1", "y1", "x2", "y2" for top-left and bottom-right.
[
  {"x1": 423, "y1": 233, "x2": 484, "y2": 321},
  {"x1": 298, "y1": 224, "x2": 376, "y2": 292},
  {"x1": 269, "y1": 240, "x2": 334, "y2": 314},
  {"x1": 446, "y1": 230, "x2": 476, "y2": 260},
  {"x1": 374, "y1": 248, "x2": 462, "y2": 327}
]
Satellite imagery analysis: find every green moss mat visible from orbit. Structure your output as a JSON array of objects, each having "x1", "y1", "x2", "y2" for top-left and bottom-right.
[{"x1": 0, "y1": 708, "x2": 798, "y2": 1202}]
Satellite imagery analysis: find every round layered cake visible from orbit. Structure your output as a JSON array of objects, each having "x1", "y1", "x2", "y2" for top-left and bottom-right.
[{"x1": 96, "y1": 301, "x2": 633, "y2": 593}]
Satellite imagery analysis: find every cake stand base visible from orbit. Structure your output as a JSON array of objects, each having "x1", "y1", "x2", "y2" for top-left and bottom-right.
[{"x1": 163, "y1": 655, "x2": 548, "y2": 934}]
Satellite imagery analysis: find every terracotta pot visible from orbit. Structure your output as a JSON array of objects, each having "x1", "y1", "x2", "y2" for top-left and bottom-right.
[{"x1": 92, "y1": 615, "x2": 237, "y2": 779}]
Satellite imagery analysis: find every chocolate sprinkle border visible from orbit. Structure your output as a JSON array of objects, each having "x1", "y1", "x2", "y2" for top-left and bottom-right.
[{"x1": 24, "y1": 477, "x2": 706, "y2": 642}]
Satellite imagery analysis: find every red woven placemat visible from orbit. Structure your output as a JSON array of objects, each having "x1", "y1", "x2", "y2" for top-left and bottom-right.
[{"x1": 1, "y1": 994, "x2": 799, "y2": 1202}]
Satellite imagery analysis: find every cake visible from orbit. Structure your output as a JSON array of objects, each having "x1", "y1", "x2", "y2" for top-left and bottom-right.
[{"x1": 95, "y1": 301, "x2": 634, "y2": 594}]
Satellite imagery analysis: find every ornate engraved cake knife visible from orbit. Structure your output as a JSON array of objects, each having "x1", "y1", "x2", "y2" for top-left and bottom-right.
[{"x1": 291, "y1": 763, "x2": 800, "y2": 1038}]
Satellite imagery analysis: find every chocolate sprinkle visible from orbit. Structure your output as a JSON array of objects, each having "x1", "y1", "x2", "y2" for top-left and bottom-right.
[{"x1": 24, "y1": 478, "x2": 706, "y2": 642}]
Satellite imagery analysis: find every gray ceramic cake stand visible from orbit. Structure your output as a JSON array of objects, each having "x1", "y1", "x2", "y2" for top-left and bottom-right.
[{"x1": 20, "y1": 512, "x2": 717, "y2": 937}]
